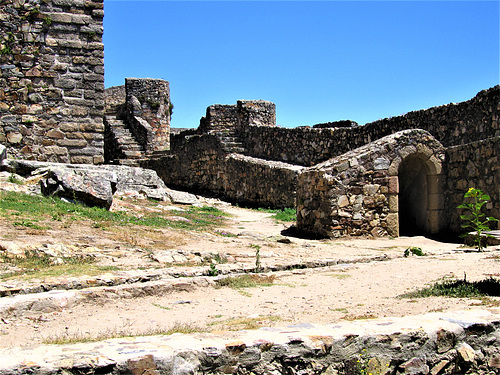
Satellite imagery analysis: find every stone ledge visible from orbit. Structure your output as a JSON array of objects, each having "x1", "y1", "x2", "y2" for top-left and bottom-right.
[{"x1": 0, "y1": 309, "x2": 498, "y2": 374}]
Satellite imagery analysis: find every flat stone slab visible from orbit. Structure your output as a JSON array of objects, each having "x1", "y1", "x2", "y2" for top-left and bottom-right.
[{"x1": 0, "y1": 309, "x2": 498, "y2": 374}]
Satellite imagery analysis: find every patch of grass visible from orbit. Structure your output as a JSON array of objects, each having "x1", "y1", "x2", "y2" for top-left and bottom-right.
[
  {"x1": 404, "y1": 247, "x2": 426, "y2": 257},
  {"x1": 13, "y1": 219, "x2": 49, "y2": 230},
  {"x1": 330, "y1": 307, "x2": 349, "y2": 313},
  {"x1": 400, "y1": 276, "x2": 500, "y2": 299},
  {"x1": 343, "y1": 314, "x2": 377, "y2": 321},
  {"x1": 208, "y1": 315, "x2": 280, "y2": 331},
  {"x1": 152, "y1": 303, "x2": 171, "y2": 311},
  {"x1": 41, "y1": 322, "x2": 205, "y2": 345},
  {"x1": 0, "y1": 191, "x2": 228, "y2": 232},
  {"x1": 7, "y1": 174, "x2": 23, "y2": 185},
  {"x1": 256, "y1": 207, "x2": 296, "y2": 222},
  {"x1": 0, "y1": 248, "x2": 120, "y2": 280},
  {"x1": 215, "y1": 274, "x2": 275, "y2": 289},
  {"x1": 214, "y1": 229, "x2": 236, "y2": 237}
]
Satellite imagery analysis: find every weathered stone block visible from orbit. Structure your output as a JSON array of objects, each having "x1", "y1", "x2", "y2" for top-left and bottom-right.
[
  {"x1": 56, "y1": 139, "x2": 88, "y2": 147},
  {"x1": 46, "y1": 129, "x2": 65, "y2": 139}
]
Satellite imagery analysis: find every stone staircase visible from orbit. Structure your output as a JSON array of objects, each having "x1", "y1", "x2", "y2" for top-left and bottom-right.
[
  {"x1": 104, "y1": 115, "x2": 146, "y2": 166},
  {"x1": 215, "y1": 130, "x2": 246, "y2": 154}
]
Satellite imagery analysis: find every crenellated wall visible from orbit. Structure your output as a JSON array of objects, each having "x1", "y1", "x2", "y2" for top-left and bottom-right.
[{"x1": 0, "y1": 0, "x2": 105, "y2": 164}]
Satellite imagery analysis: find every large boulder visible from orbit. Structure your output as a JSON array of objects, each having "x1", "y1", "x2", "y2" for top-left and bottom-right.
[
  {"x1": 40, "y1": 166, "x2": 116, "y2": 208},
  {"x1": 1, "y1": 160, "x2": 189, "y2": 209}
]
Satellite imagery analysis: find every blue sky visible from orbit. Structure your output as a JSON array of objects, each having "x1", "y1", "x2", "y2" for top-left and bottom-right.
[{"x1": 103, "y1": 1, "x2": 499, "y2": 128}]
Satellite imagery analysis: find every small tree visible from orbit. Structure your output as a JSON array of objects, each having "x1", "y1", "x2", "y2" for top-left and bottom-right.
[{"x1": 457, "y1": 188, "x2": 498, "y2": 251}]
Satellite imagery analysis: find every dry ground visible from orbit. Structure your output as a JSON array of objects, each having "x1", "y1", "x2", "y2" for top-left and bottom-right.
[{"x1": 0, "y1": 186, "x2": 499, "y2": 348}]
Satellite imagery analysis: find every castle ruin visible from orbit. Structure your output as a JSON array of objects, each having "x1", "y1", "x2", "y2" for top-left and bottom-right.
[{"x1": 1, "y1": 0, "x2": 498, "y2": 239}]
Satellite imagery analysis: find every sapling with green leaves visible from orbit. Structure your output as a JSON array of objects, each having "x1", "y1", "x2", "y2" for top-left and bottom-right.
[{"x1": 457, "y1": 188, "x2": 498, "y2": 251}]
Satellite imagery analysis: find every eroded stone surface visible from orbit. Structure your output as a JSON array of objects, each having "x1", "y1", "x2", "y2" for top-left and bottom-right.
[{"x1": 0, "y1": 309, "x2": 498, "y2": 375}]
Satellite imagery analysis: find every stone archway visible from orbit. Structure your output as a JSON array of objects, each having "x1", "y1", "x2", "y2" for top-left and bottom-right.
[
  {"x1": 398, "y1": 155, "x2": 442, "y2": 236},
  {"x1": 296, "y1": 129, "x2": 445, "y2": 239},
  {"x1": 397, "y1": 155, "x2": 443, "y2": 236}
]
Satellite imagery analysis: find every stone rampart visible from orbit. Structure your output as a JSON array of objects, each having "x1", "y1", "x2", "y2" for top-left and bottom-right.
[
  {"x1": 0, "y1": 0, "x2": 105, "y2": 164},
  {"x1": 445, "y1": 136, "x2": 500, "y2": 233},
  {"x1": 146, "y1": 134, "x2": 302, "y2": 208},
  {"x1": 241, "y1": 86, "x2": 499, "y2": 167},
  {"x1": 236, "y1": 99, "x2": 276, "y2": 129}
]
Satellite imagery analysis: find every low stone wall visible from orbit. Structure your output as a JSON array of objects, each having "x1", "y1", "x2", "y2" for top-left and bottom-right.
[
  {"x1": 445, "y1": 136, "x2": 500, "y2": 234},
  {"x1": 1, "y1": 309, "x2": 499, "y2": 374},
  {"x1": 241, "y1": 86, "x2": 499, "y2": 167},
  {"x1": 0, "y1": 0, "x2": 105, "y2": 164},
  {"x1": 146, "y1": 134, "x2": 302, "y2": 208}
]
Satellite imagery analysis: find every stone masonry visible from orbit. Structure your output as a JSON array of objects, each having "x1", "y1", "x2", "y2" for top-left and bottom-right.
[
  {"x1": 296, "y1": 129, "x2": 446, "y2": 238},
  {"x1": 0, "y1": 0, "x2": 105, "y2": 164},
  {"x1": 240, "y1": 86, "x2": 499, "y2": 167}
]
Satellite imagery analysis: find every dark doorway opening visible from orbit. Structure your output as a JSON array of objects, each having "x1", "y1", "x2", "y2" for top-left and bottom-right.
[{"x1": 398, "y1": 156, "x2": 429, "y2": 236}]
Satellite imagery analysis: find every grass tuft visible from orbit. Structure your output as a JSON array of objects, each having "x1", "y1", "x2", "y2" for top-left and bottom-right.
[
  {"x1": 215, "y1": 274, "x2": 275, "y2": 289},
  {"x1": 41, "y1": 322, "x2": 205, "y2": 345},
  {"x1": 400, "y1": 276, "x2": 500, "y2": 298}
]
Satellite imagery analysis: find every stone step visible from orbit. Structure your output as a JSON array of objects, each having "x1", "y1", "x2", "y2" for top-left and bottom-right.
[
  {"x1": 107, "y1": 119, "x2": 126, "y2": 126},
  {"x1": 225, "y1": 147, "x2": 246, "y2": 153},
  {"x1": 116, "y1": 137, "x2": 139, "y2": 145},
  {"x1": 122, "y1": 145, "x2": 143, "y2": 152},
  {"x1": 117, "y1": 159, "x2": 142, "y2": 167},
  {"x1": 123, "y1": 150, "x2": 144, "y2": 158}
]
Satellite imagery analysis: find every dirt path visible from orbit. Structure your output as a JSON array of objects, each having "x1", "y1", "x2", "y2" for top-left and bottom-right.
[{"x1": 1, "y1": 200, "x2": 499, "y2": 348}]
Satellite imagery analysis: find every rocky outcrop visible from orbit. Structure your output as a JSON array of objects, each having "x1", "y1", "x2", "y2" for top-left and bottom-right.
[{"x1": 1, "y1": 160, "x2": 199, "y2": 208}]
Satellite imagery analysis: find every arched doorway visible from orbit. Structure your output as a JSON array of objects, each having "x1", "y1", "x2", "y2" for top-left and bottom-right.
[{"x1": 398, "y1": 155, "x2": 443, "y2": 236}]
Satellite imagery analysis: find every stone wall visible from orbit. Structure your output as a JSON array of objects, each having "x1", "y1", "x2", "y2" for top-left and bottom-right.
[
  {"x1": 145, "y1": 134, "x2": 303, "y2": 208},
  {"x1": 125, "y1": 78, "x2": 171, "y2": 153},
  {"x1": 241, "y1": 86, "x2": 499, "y2": 167},
  {"x1": 104, "y1": 84, "x2": 125, "y2": 116},
  {"x1": 198, "y1": 100, "x2": 276, "y2": 135},
  {"x1": 445, "y1": 136, "x2": 500, "y2": 233},
  {"x1": 236, "y1": 99, "x2": 276, "y2": 129},
  {"x1": 198, "y1": 104, "x2": 238, "y2": 134},
  {"x1": 0, "y1": 0, "x2": 105, "y2": 164},
  {"x1": 296, "y1": 130, "x2": 446, "y2": 238}
]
